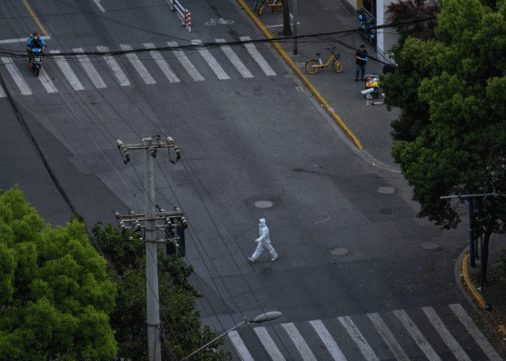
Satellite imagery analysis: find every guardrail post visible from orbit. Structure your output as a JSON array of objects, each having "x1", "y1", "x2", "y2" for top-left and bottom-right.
[{"x1": 186, "y1": 11, "x2": 191, "y2": 32}]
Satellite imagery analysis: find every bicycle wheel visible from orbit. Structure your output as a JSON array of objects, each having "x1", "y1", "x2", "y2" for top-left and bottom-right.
[
  {"x1": 305, "y1": 60, "x2": 320, "y2": 74},
  {"x1": 333, "y1": 59, "x2": 344, "y2": 73}
]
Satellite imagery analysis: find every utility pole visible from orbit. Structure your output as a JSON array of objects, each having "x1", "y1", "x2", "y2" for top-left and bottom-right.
[{"x1": 115, "y1": 136, "x2": 184, "y2": 361}]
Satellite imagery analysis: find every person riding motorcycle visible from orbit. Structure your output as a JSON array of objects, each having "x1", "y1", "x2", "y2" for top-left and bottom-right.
[{"x1": 27, "y1": 32, "x2": 46, "y2": 64}]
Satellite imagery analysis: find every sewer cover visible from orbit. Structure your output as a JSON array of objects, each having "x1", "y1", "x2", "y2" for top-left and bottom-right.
[
  {"x1": 254, "y1": 200, "x2": 275, "y2": 208},
  {"x1": 378, "y1": 186, "x2": 396, "y2": 194},
  {"x1": 421, "y1": 242, "x2": 440, "y2": 250},
  {"x1": 330, "y1": 248, "x2": 349, "y2": 256},
  {"x1": 379, "y1": 207, "x2": 395, "y2": 214}
]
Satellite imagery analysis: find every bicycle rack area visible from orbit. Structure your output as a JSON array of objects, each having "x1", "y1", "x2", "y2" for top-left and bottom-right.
[{"x1": 167, "y1": 0, "x2": 192, "y2": 32}]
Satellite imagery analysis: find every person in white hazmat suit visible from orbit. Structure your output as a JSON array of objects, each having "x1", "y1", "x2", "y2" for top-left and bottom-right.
[{"x1": 248, "y1": 218, "x2": 278, "y2": 262}]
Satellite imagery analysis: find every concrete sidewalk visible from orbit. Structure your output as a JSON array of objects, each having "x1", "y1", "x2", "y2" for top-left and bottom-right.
[{"x1": 241, "y1": 0, "x2": 400, "y2": 170}]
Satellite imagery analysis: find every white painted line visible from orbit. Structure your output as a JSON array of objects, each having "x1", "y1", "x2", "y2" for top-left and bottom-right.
[
  {"x1": 191, "y1": 40, "x2": 229, "y2": 80},
  {"x1": 215, "y1": 38, "x2": 253, "y2": 78},
  {"x1": 254, "y1": 326, "x2": 286, "y2": 361},
  {"x1": 228, "y1": 331, "x2": 255, "y2": 361},
  {"x1": 93, "y1": 0, "x2": 106, "y2": 12},
  {"x1": 167, "y1": 41, "x2": 204, "y2": 81},
  {"x1": 367, "y1": 313, "x2": 410, "y2": 361},
  {"x1": 119, "y1": 44, "x2": 156, "y2": 84},
  {"x1": 449, "y1": 304, "x2": 502, "y2": 361},
  {"x1": 281, "y1": 323, "x2": 317, "y2": 361},
  {"x1": 144, "y1": 43, "x2": 180, "y2": 83},
  {"x1": 309, "y1": 320, "x2": 347, "y2": 361},
  {"x1": 50, "y1": 50, "x2": 84, "y2": 91},
  {"x1": 394, "y1": 310, "x2": 442, "y2": 361},
  {"x1": 39, "y1": 68, "x2": 58, "y2": 93},
  {"x1": 338, "y1": 316, "x2": 380, "y2": 361},
  {"x1": 0, "y1": 35, "x2": 50, "y2": 44},
  {"x1": 1, "y1": 57, "x2": 32, "y2": 95},
  {"x1": 422, "y1": 307, "x2": 472, "y2": 361},
  {"x1": 73, "y1": 48, "x2": 107, "y2": 89},
  {"x1": 97, "y1": 46, "x2": 130, "y2": 86},
  {"x1": 239, "y1": 36, "x2": 276, "y2": 76},
  {"x1": 0, "y1": 84, "x2": 6, "y2": 97}
]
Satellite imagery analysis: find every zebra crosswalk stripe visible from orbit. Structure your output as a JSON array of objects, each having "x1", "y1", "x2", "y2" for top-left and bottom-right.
[
  {"x1": 39, "y1": 68, "x2": 57, "y2": 93},
  {"x1": 97, "y1": 46, "x2": 131, "y2": 87},
  {"x1": 309, "y1": 320, "x2": 347, "y2": 361},
  {"x1": 215, "y1": 39, "x2": 253, "y2": 78},
  {"x1": 144, "y1": 43, "x2": 180, "y2": 83},
  {"x1": 282, "y1": 322, "x2": 317, "y2": 361},
  {"x1": 120, "y1": 44, "x2": 156, "y2": 84},
  {"x1": 167, "y1": 41, "x2": 204, "y2": 81},
  {"x1": 254, "y1": 326, "x2": 286, "y2": 361},
  {"x1": 192, "y1": 40, "x2": 229, "y2": 80},
  {"x1": 2, "y1": 57, "x2": 32, "y2": 95},
  {"x1": 239, "y1": 36, "x2": 276, "y2": 76},
  {"x1": 338, "y1": 316, "x2": 380, "y2": 361},
  {"x1": 228, "y1": 331, "x2": 255, "y2": 361},
  {"x1": 422, "y1": 307, "x2": 472, "y2": 361},
  {"x1": 73, "y1": 48, "x2": 107, "y2": 89},
  {"x1": 50, "y1": 50, "x2": 85, "y2": 91},
  {"x1": 367, "y1": 312, "x2": 410, "y2": 361},
  {"x1": 449, "y1": 303, "x2": 502, "y2": 361},
  {"x1": 394, "y1": 309, "x2": 442, "y2": 361}
]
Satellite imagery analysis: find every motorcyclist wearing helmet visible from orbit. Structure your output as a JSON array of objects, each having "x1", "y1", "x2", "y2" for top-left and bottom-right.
[{"x1": 27, "y1": 32, "x2": 46, "y2": 63}]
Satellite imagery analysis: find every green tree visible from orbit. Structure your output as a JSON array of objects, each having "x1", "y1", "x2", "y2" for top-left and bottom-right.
[
  {"x1": 92, "y1": 223, "x2": 231, "y2": 361},
  {"x1": 0, "y1": 186, "x2": 118, "y2": 360},
  {"x1": 383, "y1": 0, "x2": 506, "y2": 283}
]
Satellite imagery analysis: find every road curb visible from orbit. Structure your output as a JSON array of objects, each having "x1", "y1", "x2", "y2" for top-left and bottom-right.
[
  {"x1": 235, "y1": 0, "x2": 363, "y2": 150},
  {"x1": 461, "y1": 252, "x2": 506, "y2": 338}
]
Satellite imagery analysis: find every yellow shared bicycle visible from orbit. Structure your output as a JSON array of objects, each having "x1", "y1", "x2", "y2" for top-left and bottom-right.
[
  {"x1": 305, "y1": 47, "x2": 344, "y2": 74},
  {"x1": 256, "y1": 0, "x2": 283, "y2": 15}
]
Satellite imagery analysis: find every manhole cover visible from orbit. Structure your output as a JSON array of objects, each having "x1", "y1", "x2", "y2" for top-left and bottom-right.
[
  {"x1": 378, "y1": 186, "x2": 396, "y2": 195},
  {"x1": 254, "y1": 200, "x2": 275, "y2": 208},
  {"x1": 330, "y1": 247, "x2": 349, "y2": 256},
  {"x1": 421, "y1": 242, "x2": 440, "y2": 250},
  {"x1": 379, "y1": 207, "x2": 395, "y2": 214}
]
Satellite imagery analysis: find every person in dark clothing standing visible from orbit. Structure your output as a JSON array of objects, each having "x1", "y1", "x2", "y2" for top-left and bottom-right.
[{"x1": 355, "y1": 45, "x2": 368, "y2": 81}]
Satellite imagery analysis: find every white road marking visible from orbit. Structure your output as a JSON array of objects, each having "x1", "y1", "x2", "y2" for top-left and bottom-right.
[
  {"x1": 191, "y1": 40, "x2": 229, "y2": 80},
  {"x1": 282, "y1": 323, "x2": 317, "y2": 361},
  {"x1": 0, "y1": 35, "x2": 50, "y2": 44},
  {"x1": 254, "y1": 326, "x2": 286, "y2": 361},
  {"x1": 93, "y1": 0, "x2": 106, "y2": 12},
  {"x1": 449, "y1": 304, "x2": 502, "y2": 361},
  {"x1": 97, "y1": 46, "x2": 130, "y2": 86},
  {"x1": 50, "y1": 50, "x2": 85, "y2": 91},
  {"x1": 367, "y1": 313, "x2": 410, "y2": 361},
  {"x1": 39, "y1": 68, "x2": 57, "y2": 93},
  {"x1": 1, "y1": 57, "x2": 32, "y2": 95},
  {"x1": 119, "y1": 44, "x2": 156, "y2": 84},
  {"x1": 239, "y1": 36, "x2": 276, "y2": 76},
  {"x1": 309, "y1": 320, "x2": 347, "y2": 361},
  {"x1": 0, "y1": 84, "x2": 6, "y2": 97},
  {"x1": 73, "y1": 48, "x2": 106, "y2": 89},
  {"x1": 215, "y1": 38, "x2": 253, "y2": 78},
  {"x1": 228, "y1": 331, "x2": 255, "y2": 361},
  {"x1": 338, "y1": 316, "x2": 380, "y2": 361},
  {"x1": 422, "y1": 307, "x2": 471, "y2": 361},
  {"x1": 167, "y1": 41, "x2": 204, "y2": 81},
  {"x1": 144, "y1": 43, "x2": 180, "y2": 83},
  {"x1": 394, "y1": 310, "x2": 442, "y2": 361}
]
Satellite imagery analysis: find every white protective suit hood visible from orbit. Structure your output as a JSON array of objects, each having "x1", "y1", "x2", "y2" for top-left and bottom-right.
[{"x1": 259, "y1": 218, "x2": 266, "y2": 227}]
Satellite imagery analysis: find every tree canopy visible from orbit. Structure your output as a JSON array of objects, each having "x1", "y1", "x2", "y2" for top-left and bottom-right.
[
  {"x1": 0, "y1": 186, "x2": 117, "y2": 360},
  {"x1": 382, "y1": 0, "x2": 506, "y2": 281}
]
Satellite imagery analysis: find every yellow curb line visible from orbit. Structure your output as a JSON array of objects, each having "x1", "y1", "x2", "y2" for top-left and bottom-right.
[
  {"x1": 462, "y1": 253, "x2": 506, "y2": 338},
  {"x1": 236, "y1": 0, "x2": 363, "y2": 150},
  {"x1": 21, "y1": 0, "x2": 49, "y2": 37}
]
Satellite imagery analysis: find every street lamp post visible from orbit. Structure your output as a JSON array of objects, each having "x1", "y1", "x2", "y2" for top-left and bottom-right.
[{"x1": 180, "y1": 311, "x2": 282, "y2": 361}]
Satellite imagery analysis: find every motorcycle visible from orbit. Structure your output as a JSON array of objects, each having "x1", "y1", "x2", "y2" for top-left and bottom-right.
[{"x1": 29, "y1": 48, "x2": 43, "y2": 76}]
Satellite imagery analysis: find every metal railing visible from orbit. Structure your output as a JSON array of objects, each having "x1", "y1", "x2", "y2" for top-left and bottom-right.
[{"x1": 168, "y1": 0, "x2": 191, "y2": 32}]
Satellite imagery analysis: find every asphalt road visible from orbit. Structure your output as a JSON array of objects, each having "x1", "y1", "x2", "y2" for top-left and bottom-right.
[{"x1": 0, "y1": 0, "x2": 505, "y2": 360}]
